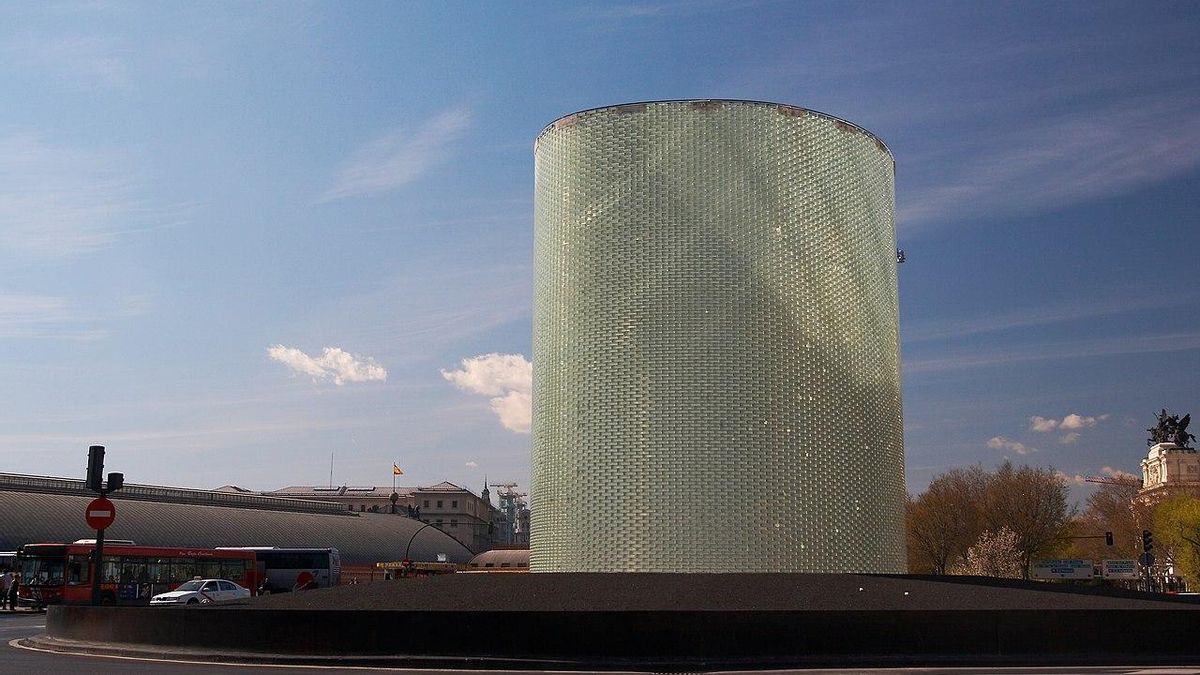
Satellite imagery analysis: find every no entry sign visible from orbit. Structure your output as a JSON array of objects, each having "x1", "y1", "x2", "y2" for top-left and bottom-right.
[{"x1": 85, "y1": 496, "x2": 116, "y2": 530}]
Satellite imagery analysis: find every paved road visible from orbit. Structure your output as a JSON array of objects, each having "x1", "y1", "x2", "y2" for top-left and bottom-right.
[{"x1": 3, "y1": 611, "x2": 1200, "y2": 674}]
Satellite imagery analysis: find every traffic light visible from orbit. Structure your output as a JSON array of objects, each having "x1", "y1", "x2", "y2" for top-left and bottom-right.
[
  {"x1": 1105, "y1": 531, "x2": 1114, "y2": 546},
  {"x1": 86, "y1": 445, "x2": 105, "y2": 493},
  {"x1": 1142, "y1": 530, "x2": 1154, "y2": 552},
  {"x1": 107, "y1": 472, "x2": 124, "y2": 492}
]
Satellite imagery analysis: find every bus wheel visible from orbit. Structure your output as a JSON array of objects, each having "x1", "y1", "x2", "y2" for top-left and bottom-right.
[{"x1": 100, "y1": 593, "x2": 116, "y2": 606}]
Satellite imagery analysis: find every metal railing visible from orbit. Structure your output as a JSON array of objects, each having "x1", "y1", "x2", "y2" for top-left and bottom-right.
[{"x1": 0, "y1": 473, "x2": 351, "y2": 516}]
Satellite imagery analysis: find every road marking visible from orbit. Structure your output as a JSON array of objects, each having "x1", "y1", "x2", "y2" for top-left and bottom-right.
[
  {"x1": 11, "y1": 634, "x2": 628, "y2": 667},
  {"x1": 0, "y1": 625, "x2": 45, "y2": 631}
]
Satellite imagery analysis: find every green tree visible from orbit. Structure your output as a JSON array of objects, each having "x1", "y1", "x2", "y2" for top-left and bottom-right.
[{"x1": 1154, "y1": 497, "x2": 1200, "y2": 587}]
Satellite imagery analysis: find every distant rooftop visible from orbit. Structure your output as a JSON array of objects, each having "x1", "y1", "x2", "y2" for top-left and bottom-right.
[{"x1": 0, "y1": 473, "x2": 347, "y2": 516}]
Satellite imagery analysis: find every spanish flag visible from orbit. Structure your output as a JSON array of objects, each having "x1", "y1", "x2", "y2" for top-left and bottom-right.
[{"x1": 392, "y1": 463, "x2": 404, "y2": 476}]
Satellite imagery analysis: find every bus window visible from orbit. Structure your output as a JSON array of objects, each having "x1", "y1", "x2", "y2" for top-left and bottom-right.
[
  {"x1": 66, "y1": 555, "x2": 90, "y2": 585},
  {"x1": 102, "y1": 557, "x2": 120, "y2": 583},
  {"x1": 220, "y1": 561, "x2": 247, "y2": 584},
  {"x1": 20, "y1": 555, "x2": 64, "y2": 585},
  {"x1": 198, "y1": 561, "x2": 221, "y2": 579},
  {"x1": 121, "y1": 558, "x2": 146, "y2": 583},
  {"x1": 172, "y1": 558, "x2": 196, "y2": 582},
  {"x1": 146, "y1": 558, "x2": 171, "y2": 583}
]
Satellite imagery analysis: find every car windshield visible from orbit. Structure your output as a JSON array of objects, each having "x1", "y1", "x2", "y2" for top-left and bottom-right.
[{"x1": 174, "y1": 580, "x2": 205, "y2": 591}]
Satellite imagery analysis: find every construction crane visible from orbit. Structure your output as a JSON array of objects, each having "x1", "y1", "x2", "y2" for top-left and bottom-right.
[
  {"x1": 1085, "y1": 474, "x2": 1142, "y2": 486},
  {"x1": 489, "y1": 482, "x2": 528, "y2": 498}
]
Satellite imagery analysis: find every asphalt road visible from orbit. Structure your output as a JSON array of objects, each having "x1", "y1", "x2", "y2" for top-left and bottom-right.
[{"x1": 4, "y1": 609, "x2": 1200, "y2": 674}]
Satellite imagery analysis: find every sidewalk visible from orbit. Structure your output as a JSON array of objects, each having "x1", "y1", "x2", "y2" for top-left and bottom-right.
[{"x1": 0, "y1": 607, "x2": 43, "y2": 615}]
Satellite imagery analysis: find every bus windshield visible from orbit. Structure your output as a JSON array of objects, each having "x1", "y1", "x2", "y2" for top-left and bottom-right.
[{"x1": 20, "y1": 555, "x2": 64, "y2": 586}]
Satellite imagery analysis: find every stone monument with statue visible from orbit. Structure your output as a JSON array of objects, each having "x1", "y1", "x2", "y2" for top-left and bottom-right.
[{"x1": 1140, "y1": 409, "x2": 1200, "y2": 501}]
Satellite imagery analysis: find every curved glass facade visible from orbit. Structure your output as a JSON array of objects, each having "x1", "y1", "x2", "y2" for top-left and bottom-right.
[{"x1": 531, "y1": 100, "x2": 904, "y2": 573}]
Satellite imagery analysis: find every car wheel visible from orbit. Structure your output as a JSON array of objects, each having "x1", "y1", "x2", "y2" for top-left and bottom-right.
[
  {"x1": 199, "y1": 597, "x2": 212, "y2": 604},
  {"x1": 186, "y1": 598, "x2": 198, "y2": 605}
]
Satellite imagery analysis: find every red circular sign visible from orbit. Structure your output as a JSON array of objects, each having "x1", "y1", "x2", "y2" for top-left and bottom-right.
[
  {"x1": 295, "y1": 571, "x2": 315, "y2": 590},
  {"x1": 85, "y1": 497, "x2": 116, "y2": 530}
]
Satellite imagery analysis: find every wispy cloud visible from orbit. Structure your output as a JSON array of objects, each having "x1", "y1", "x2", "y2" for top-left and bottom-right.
[
  {"x1": 987, "y1": 436, "x2": 1037, "y2": 455},
  {"x1": 465, "y1": 460, "x2": 478, "y2": 468},
  {"x1": 905, "y1": 331, "x2": 1200, "y2": 374},
  {"x1": 319, "y1": 108, "x2": 471, "y2": 202},
  {"x1": 1059, "y1": 432, "x2": 1081, "y2": 445},
  {"x1": 0, "y1": 133, "x2": 155, "y2": 259},
  {"x1": 3, "y1": 33, "x2": 132, "y2": 91},
  {"x1": 900, "y1": 96, "x2": 1200, "y2": 229},
  {"x1": 0, "y1": 292, "x2": 148, "y2": 340},
  {"x1": 268, "y1": 345, "x2": 388, "y2": 385},
  {"x1": 903, "y1": 292, "x2": 1200, "y2": 344},
  {"x1": 441, "y1": 353, "x2": 531, "y2": 434}
]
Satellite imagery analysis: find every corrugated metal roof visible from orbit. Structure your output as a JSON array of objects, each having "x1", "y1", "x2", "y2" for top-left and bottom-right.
[{"x1": 0, "y1": 491, "x2": 472, "y2": 565}]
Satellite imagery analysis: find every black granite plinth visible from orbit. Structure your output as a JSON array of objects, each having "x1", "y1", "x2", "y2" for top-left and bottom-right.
[{"x1": 36, "y1": 573, "x2": 1200, "y2": 670}]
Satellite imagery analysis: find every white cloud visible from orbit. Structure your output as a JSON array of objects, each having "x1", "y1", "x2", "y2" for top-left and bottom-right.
[
  {"x1": 319, "y1": 108, "x2": 471, "y2": 202},
  {"x1": 1060, "y1": 413, "x2": 1108, "y2": 429},
  {"x1": 1059, "y1": 432, "x2": 1081, "y2": 445},
  {"x1": 1054, "y1": 470, "x2": 1088, "y2": 486},
  {"x1": 987, "y1": 436, "x2": 1037, "y2": 455},
  {"x1": 465, "y1": 460, "x2": 478, "y2": 468},
  {"x1": 441, "y1": 353, "x2": 532, "y2": 434},
  {"x1": 1101, "y1": 466, "x2": 1139, "y2": 481},
  {"x1": 267, "y1": 345, "x2": 387, "y2": 385},
  {"x1": 1029, "y1": 416, "x2": 1058, "y2": 432}
]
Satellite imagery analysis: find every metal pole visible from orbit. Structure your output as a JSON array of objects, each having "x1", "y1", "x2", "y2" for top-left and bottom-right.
[{"x1": 90, "y1": 524, "x2": 105, "y2": 606}]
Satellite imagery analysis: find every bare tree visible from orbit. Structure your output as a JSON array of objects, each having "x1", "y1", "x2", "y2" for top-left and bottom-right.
[
  {"x1": 906, "y1": 466, "x2": 987, "y2": 574},
  {"x1": 1069, "y1": 479, "x2": 1149, "y2": 562},
  {"x1": 982, "y1": 461, "x2": 1075, "y2": 578}
]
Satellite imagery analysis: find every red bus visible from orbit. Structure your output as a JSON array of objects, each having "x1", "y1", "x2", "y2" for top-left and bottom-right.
[{"x1": 16, "y1": 542, "x2": 259, "y2": 607}]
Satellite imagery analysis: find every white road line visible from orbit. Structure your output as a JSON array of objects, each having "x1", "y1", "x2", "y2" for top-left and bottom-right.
[{"x1": 11, "y1": 638, "x2": 634, "y2": 673}]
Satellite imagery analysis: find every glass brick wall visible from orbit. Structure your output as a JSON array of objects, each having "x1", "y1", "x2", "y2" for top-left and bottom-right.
[{"x1": 531, "y1": 100, "x2": 905, "y2": 573}]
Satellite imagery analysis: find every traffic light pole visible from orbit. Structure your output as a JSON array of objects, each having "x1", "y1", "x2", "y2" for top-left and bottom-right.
[
  {"x1": 85, "y1": 445, "x2": 123, "y2": 606},
  {"x1": 90, "y1": 519, "x2": 106, "y2": 606}
]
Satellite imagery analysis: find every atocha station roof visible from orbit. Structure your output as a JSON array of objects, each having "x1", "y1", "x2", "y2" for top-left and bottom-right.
[{"x1": 0, "y1": 474, "x2": 473, "y2": 566}]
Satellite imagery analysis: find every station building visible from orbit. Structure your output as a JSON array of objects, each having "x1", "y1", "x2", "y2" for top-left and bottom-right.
[{"x1": 0, "y1": 473, "x2": 473, "y2": 575}]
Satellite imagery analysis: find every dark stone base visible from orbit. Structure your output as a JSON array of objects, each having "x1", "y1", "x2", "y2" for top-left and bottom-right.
[{"x1": 36, "y1": 574, "x2": 1200, "y2": 669}]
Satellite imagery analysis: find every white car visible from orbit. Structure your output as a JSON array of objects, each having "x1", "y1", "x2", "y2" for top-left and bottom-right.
[{"x1": 150, "y1": 578, "x2": 250, "y2": 605}]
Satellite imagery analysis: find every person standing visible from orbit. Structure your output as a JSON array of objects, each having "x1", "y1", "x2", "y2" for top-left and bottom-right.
[
  {"x1": 6, "y1": 570, "x2": 17, "y2": 611},
  {"x1": 1, "y1": 569, "x2": 13, "y2": 611}
]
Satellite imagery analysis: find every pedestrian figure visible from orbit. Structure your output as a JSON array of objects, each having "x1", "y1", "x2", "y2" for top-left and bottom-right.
[
  {"x1": 0, "y1": 568, "x2": 12, "y2": 611},
  {"x1": 5, "y1": 570, "x2": 18, "y2": 611}
]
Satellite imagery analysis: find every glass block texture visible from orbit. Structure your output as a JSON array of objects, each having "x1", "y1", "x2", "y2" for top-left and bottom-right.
[{"x1": 531, "y1": 100, "x2": 905, "y2": 573}]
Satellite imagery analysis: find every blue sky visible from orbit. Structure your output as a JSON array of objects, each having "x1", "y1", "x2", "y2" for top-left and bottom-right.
[{"x1": 1, "y1": 1, "x2": 1197, "y2": 504}]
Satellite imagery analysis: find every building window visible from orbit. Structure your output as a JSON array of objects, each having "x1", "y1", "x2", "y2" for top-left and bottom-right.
[
  {"x1": 359, "y1": 505, "x2": 365, "y2": 512},
  {"x1": 450, "y1": 519, "x2": 458, "y2": 528},
  {"x1": 437, "y1": 500, "x2": 443, "y2": 508},
  {"x1": 347, "y1": 505, "x2": 353, "y2": 511},
  {"x1": 423, "y1": 500, "x2": 430, "y2": 508},
  {"x1": 452, "y1": 500, "x2": 458, "y2": 509}
]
